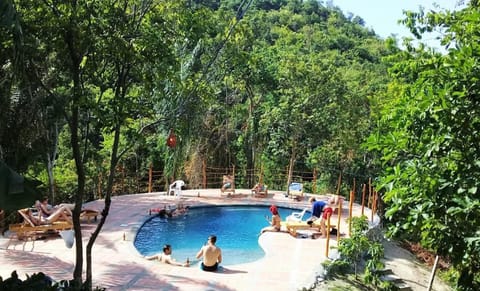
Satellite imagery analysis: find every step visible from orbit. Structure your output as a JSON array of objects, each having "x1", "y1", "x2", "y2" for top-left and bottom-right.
[
  {"x1": 381, "y1": 274, "x2": 403, "y2": 283},
  {"x1": 378, "y1": 268, "x2": 394, "y2": 275},
  {"x1": 395, "y1": 282, "x2": 412, "y2": 291}
]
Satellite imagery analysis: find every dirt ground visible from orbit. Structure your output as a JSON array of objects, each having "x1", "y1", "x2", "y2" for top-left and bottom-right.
[
  {"x1": 381, "y1": 240, "x2": 451, "y2": 291},
  {"x1": 314, "y1": 239, "x2": 452, "y2": 291}
]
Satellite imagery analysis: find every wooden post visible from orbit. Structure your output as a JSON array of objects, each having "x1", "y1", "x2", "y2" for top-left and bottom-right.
[
  {"x1": 286, "y1": 165, "x2": 290, "y2": 196},
  {"x1": 348, "y1": 190, "x2": 353, "y2": 236},
  {"x1": 427, "y1": 255, "x2": 440, "y2": 291},
  {"x1": 259, "y1": 164, "x2": 264, "y2": 184},
  {"x1": 325, "y1": 212, "x2": 332, "y2": 257},
  {"x1": 367, "y1": 177, "x2": 372, "y2": 208},
  {"x1": 148, "y1": 164, "x2": 153, "y2": 193},
  {"x1": 361, "y1": 184, "x2": 366, "y2": 215},
  {"x1": 352, "y1": 178, "x2": 356, "y2": 196},
  {"x1": 98, "y1": 173, "x2": 102, "y2": 199},
  {"x1": 371, "y1": 190, "x2": 378, "y2": 222},
  {"x1": 312, "y1": 168, "x2": 317, "y2": 194},
  {"x1": 351, "y1": 186, "x2": 355, "y2": 205},
  {"x1": 202, "y1": 159, "x2": 207, "y2": 188},
  {"x1": 121, "y1": 164, "x2": 125, "y2": 193},
  {"x1": 336, "y1": 196, "x2": 342, "y2": 242},
  {"x1": 336, "y1": 171, "x2": 342, "y2": 195}
]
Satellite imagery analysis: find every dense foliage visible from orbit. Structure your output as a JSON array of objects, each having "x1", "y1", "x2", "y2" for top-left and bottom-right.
[
  {"x1": 1, "y1": 0, "x2": 391, "y2": 196},
  {"x1": 6, "y1": 0, "x2": 480, "y2": 290},
  {"x1": 366, "y1": 1, "x2": 480, "y2": 289},
  {"x1": 322, "y1": 216, "x2": 389, "y2": 290}
]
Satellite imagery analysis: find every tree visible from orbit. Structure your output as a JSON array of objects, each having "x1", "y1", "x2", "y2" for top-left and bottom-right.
[
  {"x1": 323, "y1": 215, "x2": 385, "y2": 287},
  {"x1": 366, "y1": 2, "x2": 480, "y2": 289}
]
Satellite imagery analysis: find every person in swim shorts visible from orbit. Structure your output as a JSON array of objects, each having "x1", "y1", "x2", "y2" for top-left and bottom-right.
[
  {"x1": 196, "y1": 235, "x2": 222, "y2": 271},
  {"x1": 307, "y1": 197, "x2": 333, "y2": 238},
  {"x1": 145, "y1": 244, "x2": 189, "y2": 267}
]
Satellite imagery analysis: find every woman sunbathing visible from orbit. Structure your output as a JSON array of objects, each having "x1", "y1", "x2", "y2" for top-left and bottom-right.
[
  {"x1": 38, "y1": 197, "x2": 73, "y2": 217},
  {"x1": 27, "y1": 207, "x2": 72, "y2": 225},
  {"x1": 34, "y1": 199, "x2": 72, "y2": 224}
]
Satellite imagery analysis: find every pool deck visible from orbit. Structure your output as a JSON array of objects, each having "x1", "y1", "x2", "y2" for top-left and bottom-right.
[{"x1": 0, "y1": 189, "x2": 375, "y2": 290}]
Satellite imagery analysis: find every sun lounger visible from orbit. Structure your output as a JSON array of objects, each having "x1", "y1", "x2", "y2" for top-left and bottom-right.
[
  {"x1": 281, "y1": 220, "x2": 335, "y2": 237},
  {"x1": 80, "y1": 209, "x2": 100, "y2": 223},
  {"x1": 221, "y1": 175, "x2": 235, "y2": 195},
  {"x1": 9, "y1": 208, "x2": 73, "y2": 240},
  {"x1": 251, "y1": 183, "x2": 268, "y2": 198},
  {"x1": 285, "y1": 208, "x2": 309, "y2": 222},
  {"x1": 288, "y1": 182, "x2": 304, "y2": 200}
]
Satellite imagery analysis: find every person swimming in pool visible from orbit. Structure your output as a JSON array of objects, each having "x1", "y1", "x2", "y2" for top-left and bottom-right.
[
  {"x1": 261, "y1": 204, "x2": 282, "y2": 233},
  {"x1": 196, "y1": 235, "x2": 222, "y2": 272},
  {"x1": 145, "y1": 244, "x2": 189, "y2": 267}
]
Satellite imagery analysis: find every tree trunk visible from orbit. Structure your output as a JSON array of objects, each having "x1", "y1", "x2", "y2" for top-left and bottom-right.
[
  {"x1": 85, "y1": 64, "x2": 129, "y2": 289},
  {"x1": 85, "y1": 124, "x2": 119, "y2": 290},
  {"x1": 286, "y1": 147, "x2": 297, "y2": 195},
  {"x1": 64, "y1": 17, "x2": 86, "y2": 286},
  {"x1": 70, "y1": 104, "x2": 85, "y2": 288},
  {"x1": 46, "y1": 122, "x2": 59, "y2": 204}
]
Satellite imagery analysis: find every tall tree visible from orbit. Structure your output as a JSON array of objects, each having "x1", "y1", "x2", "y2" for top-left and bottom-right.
[{"x1": 366, "y1": 2, "x2": 480, "y2": 289}]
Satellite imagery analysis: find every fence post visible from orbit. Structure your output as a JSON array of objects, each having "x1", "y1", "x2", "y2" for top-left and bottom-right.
[
  {"x1": 367, "y1": 178, "x2": 372, "y2": 210},
  {"x1": 336, "y1": 196, "x2": 342, "y2": 242},
  {"x1": 325, "y1": 212, "x2": 332, "y2": 257},
  {"x1": 348, "y1": 190, "x2": 353, "y2": 236},
  {"x1": 352, "y1": 177, "x2": 356, "y2": 197},
  {"x1": 336, "y1": 172, "x2": 342, "y2": 195},
  {"x1": 202, "y1": 159, "x2": 207, "y2": 188},
  {"x1": 312, "y1": 168, "x2": 317, "y2": 194},
  {"x1": 148, "y1": 164, "x2": 153, "y2": 193},
  {"x1": 361, "y1": 183, "x2": 366, "y2": 215},
  {"x1": 98, "y1": 174, "x2": 102, "y2": 199},
  {"x1": 121, "y1": 164, "x2": 125, "y2": 193},
  {"x1": 371, "y1": 190, "x2": 378, "y2": 222}
]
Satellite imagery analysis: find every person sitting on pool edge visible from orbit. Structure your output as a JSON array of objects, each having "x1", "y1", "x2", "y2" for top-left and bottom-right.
[
  {"x1": 261, "y1": 204, "x2": 281, "y2": 233},
  {"x1": 145, "y1": 244, "x2": 189, "y2": 267},
  {"x1": 221, "y1": 175, "x2": 234, "y2": 192},
  {"x1": 307, "y1": 197, "x2": 333, "y2": 238},
  {"x1": 196, "y1": 235, "x2": 222, "y2": 272}
]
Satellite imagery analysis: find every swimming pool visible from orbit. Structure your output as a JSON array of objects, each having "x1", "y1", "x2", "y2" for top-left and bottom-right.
[{"x1": 134, "y1": 205, "x2": 302, "y2": 265}]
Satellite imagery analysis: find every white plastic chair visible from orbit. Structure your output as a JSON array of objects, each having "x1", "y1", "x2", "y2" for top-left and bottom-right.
[
  {"x1": 286, "y1": 208, "x2": 309, "y2": 222},
  {"x1": 168, "y1": 180, "x2": 185, "y2": 197}
]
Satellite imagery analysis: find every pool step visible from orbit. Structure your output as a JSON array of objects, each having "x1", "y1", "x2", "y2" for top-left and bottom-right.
[{"x1": 379, "y1": 269, "x2": 412, "y2": 291}]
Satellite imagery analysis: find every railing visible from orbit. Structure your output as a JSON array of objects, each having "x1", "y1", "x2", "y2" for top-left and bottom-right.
[{"x1": 52, "y1": 164, "x2": 379, "y2": 217}]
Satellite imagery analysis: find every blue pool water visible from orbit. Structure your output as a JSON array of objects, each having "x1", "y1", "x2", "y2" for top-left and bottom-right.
[{"x1": 134, "y1": 205, "x2": 299, "y2": 265}]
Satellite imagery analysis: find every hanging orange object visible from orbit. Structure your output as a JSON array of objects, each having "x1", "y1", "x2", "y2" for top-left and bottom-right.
[{"x1": 166, "y1": 129, "x2": 177, "y2": 148}]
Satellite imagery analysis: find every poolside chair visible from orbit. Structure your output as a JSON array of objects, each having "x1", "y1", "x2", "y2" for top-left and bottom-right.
[
  {"x1": 9, "y1": 208, "x2": 73, "y2": 241},
  {"x1": 169, "y1": 180, "x2": 185, "y2": 197},
  {"x1": 288, "y1": 182, "x2": 304, "y2": 200},
  {"x1": 221, "y1": 175, "x2": 235, "y2": 195},
  {"x1": 251, "y1": 183, "x2": 268, "y2": 198},
  {"x1": 282, "y1": 219, "x2": 335, "y2": 237},
  {"x1": 80, "y1": 208, "x2": 100, "y2": 223},
  {"x1": 285, "y1": 208, "x2": 309, "y2": 222},
  {"x1": 283, "y1": 207, "x2": 335, "y2": 237}
]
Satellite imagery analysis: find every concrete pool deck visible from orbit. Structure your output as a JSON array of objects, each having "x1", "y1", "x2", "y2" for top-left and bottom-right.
[{"x1": 0, "y1": 189, "x2": 374, "y2": 290}]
